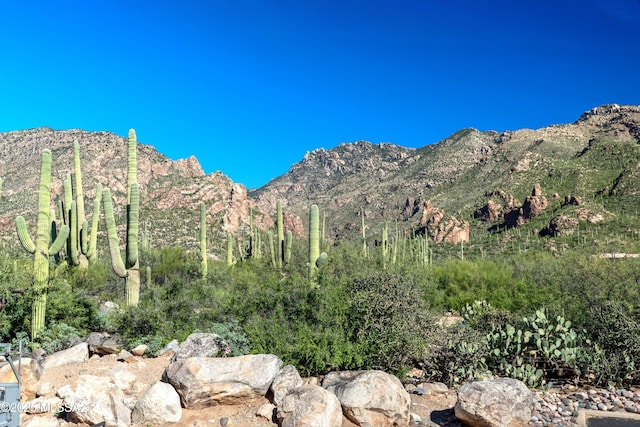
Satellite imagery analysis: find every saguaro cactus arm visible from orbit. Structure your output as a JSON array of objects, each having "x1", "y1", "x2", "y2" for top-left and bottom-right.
[
  {"x1": 73, "y1": 140, "x2": 86, "y2": 228},
  {"x1": 16, "y1": 216, "x2": 36, "y2": 254},
  {"x1": 127, "y1": 129, "x2": 137, "y2": 203},
  {"x1": 125, "y1": 183, "x2": 139, "y2": 269},
  {"x1": 102, "y1": 187, "x2": 127, "y2": 278},
  {"x1": 85, "y1": 182, "x2": 102, "y2": 263}
]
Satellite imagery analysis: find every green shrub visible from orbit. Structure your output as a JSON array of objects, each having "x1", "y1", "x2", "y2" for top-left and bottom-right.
[
  {"x1": 37, "y1": 322, "x2": 83, "y2": 353},
  {"x1": 346, "y1": 272, "x2": 436, "y2": 372},
  {"x1": 583, "y1": 300, "x2": 640, "y2": 385},
  {"x1": 422, "y1": 323, "x2": 491, "y2": 386},
  {"x1": 200, "y1": 319, "x2": 250, "y2": 357}
]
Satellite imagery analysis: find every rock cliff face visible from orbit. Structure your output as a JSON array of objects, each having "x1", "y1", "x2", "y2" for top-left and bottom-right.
[{"x1": 0, "y1": 128, "x2": 264, "y2": 252}]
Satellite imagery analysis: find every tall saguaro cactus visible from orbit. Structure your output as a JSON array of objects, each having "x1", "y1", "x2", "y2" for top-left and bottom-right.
[
  {"x1": 309, "y1": 204, "x2": 320, "y2": 278},
  {"x1": 59, "y1": 141, "x2": 101, "y2": 267},
  {"x1": 200, "y1": 202, "x2": 207, "y2": 278},
  {"x1": 15, "y1": 150, "x2": 69, "y2": 338},
  {"x1": 103, "y1": 129, "x2": 140, "y2": 306},
  {"x1": 361, "y1": 208, "x2": 367, "y2": 258},
  {"x1": 276, "y1": 200, "x2": 284, "y2": 268}
]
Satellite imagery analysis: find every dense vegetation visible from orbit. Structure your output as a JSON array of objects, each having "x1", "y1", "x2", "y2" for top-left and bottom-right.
[{"x1": 1, "y1": 226, "x2": 639, "y2": 388}]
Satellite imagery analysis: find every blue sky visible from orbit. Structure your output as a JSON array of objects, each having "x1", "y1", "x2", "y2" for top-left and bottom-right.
[{"x1": 1, "y1": 1, "x2": 639, "y2": 189}]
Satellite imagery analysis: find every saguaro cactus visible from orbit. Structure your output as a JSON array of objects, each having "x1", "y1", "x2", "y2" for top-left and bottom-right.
[
  {"x1": 59, "y1": 141, "x2": 101, "y2": 267},
  {"x1": 200, "y1": 202, "x2": 207, "y2": 278},
  {"x1": 15, "y1": 150, "x2": 69, "y2": 338},
  {"x1": 86, "y1": 182, "x2": 102, "y2": 264},
  {"x1": 309, "y1": 205, "x2": 320, "y2": 278},
  {"x1": 276, "y1": 200, "x2": 284, "y2": 268},
  {"x1": 103, "y1": 129, "x2": 140, "y2": 306},
  {"x1": 381, "y1": 222, "x2": 389, "y2": 269},
  {"x1": 226, "y1": 233, "x2": 234, "y2": 267},
  {"x1": 361, "y1": 209, "x2": 367, "y2": 258}
]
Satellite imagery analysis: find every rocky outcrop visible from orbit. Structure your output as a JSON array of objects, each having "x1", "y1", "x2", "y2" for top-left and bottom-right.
[
  {"x1": 418, "y1": 200, "x2": 469, "y2": 243},
  {"x1": 454, "y1": 377, "x2": 533, "y2": 427},
  {"x1": 18, "y1": 339, "x2": 542, "y2": 427},
  {"x1": 402, "y1": 197, "x2": 421, "y2": 219},
  {"x1": 322, "y1": 370, "x2": 411, "y2": 426},
  {"x1": 503, "y1": 184, "x2": 549, "y2": 228},
  {"x1": 475, "y1": 189, "x2": 518, "y2": 222},
  {"x1": 540, "y1": 214, "x2": 579, "y2": 237},
  {"x1": 562, "y1": 195, "x2": 582, "y2": 206}
]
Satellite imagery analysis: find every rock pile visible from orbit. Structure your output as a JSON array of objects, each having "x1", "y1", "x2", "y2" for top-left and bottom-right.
[{"x1": 5, "y1": 332, "x2": 640, "y2": 427}]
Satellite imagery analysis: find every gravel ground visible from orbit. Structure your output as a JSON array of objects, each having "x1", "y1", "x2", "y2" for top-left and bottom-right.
[{"x1": 530, "y1": 386, "x2": 640, "y2": 426}]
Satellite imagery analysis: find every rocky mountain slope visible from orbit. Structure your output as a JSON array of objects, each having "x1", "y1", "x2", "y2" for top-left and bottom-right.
[
  {"x1": 0, "y1": 128, "x2": 273, "y2": 256},
  {"x1": 1, "y1": 104, "x2": 639, "y2": 256},
  {"x1": 251, "y1": 104, "x2": 640, "y2": 243}
]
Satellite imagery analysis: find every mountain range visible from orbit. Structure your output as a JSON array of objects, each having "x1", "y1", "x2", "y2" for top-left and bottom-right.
[{"x1": 1, "y1": 104, "x2": 639, "y2": 257}]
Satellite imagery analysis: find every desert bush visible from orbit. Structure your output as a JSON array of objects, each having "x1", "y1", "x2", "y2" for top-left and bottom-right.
[
  {"x1": 422, "y1": 323, "x2": 491, "y2": 386},
  {"x1": 37, "y1": 322, "x2": 83, "y2": 353},
  {"x1": 346, "y1": 272, "x2": 436, "y2": 372},
  {"x1": 582, "y1": 300, "x2": 640, "y2": 385},
  {"x1": 432, "y1": 259, "x2": 554, "y2": 312},
  {"x1": 200, "y1": 318, "x2": 250, "y2": 356}
]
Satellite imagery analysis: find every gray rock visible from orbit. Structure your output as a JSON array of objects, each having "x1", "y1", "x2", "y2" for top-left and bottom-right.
[
  {"x1": 131, "y1": 381, "x2": 182, "y2": 424},
  {"x1": 174, "y1": 333, "x2": 231, "y2": 359},
  {"x1": 323, "y1": 370, "x2": 411, "y2": 427},
  {"x1": 130, "y1": 344, "x2": 147, "y2": 356},
  {"x1": 271, "y1": 364, "x2": 304, "y2": 406},
  {"x1": 454, "y1": 377, "x2": 533, "y2": 427},
  {"x1": 164, "y1": 354, "x2": 283, "y2": 408},
  {"x1": 158, "y1": 339, "x2": 179, "y2": 357},
  {"x1": 57, "y1": 374, "x2": 131, "y2": 427},
  {"x1": 42, "y1": 342, "x2": 89, "y2": 370},
  {"x1": 277, "y1": 384, "x2": 342, "y2": 427},
  {"x1": 85, "y1": 332, "x2": 122, "y2": 355}
]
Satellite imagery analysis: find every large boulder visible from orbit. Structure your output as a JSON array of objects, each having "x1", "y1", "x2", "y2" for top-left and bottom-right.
[
  {"x1": 164, "y1": 354, "x2": 283, "y2": 408},
  {"x1": 131, "y1": 381, "x2": 182, "y2": 424},
  {"x1": 277, "y1": 384, "x2": 343, "y2": 427},
  {"x1": 85, "y1": 332, "x2": 122, "y2": 355},
  {"x1": 270, "y1": 364, "x2": 304, "y2": 406},
  {"x1": 42, "y1": 342, "x2": 89, "y2": 370},
  {"x1": 323, "y1": 370, "x2": 411, "y2": 426},
  {"x1": 174, "y1": 332, "x2": 231, "y2": 359},
  {"x1": 454, "y1": 377, "x2": 533, "y2": 427},
  {"x1": 57, "y1": 374, "x2": 131, "y2": 427}
]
